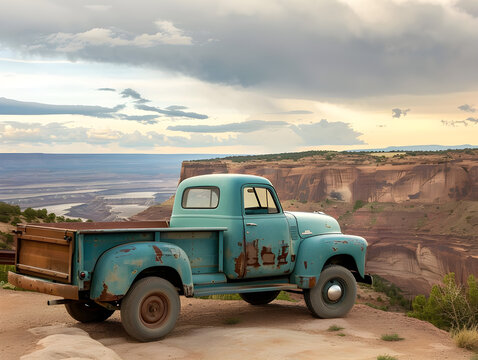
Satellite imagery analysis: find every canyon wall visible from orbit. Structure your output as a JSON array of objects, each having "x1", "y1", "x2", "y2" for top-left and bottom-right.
[
  {"x1": 177, "y1": 152, "x2": 478, "y2": 295},
  {"x1": 180, "y1": 155, "x2": 478, "y2": 204}
]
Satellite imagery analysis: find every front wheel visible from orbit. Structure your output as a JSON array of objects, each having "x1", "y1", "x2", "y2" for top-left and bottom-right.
[
  {"x1": 65, "y1": 301, "x2": 114, "y2": 323},
  {"x1": 121, "y1": 277, "x2": 180, "y2": 342},
  {"x1": 239, "y1": 290, "x2": 280, "y2": 305},
  {"x1": 303, "y1": 265, "x2": 356, "y2": 318}
]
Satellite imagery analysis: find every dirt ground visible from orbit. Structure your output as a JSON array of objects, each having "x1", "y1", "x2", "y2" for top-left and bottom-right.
[{"x1": 0, "y1": 288, "x2": 473, "y2": 360}]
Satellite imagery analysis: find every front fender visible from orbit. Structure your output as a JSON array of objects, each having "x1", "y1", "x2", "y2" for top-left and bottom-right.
[
  {"x1": 90, "y1": 242, "x2": 193, "y2": 301},
  {"x1": 292, "y1": 234, "x2": 367, "y2": 288}
]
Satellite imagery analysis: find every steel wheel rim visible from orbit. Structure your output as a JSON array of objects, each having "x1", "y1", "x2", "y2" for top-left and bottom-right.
[
  {"x1": 140, "y1": 293, "x2": 169, "y2": 328},
  {"x1": 322, "y1": 279, "x2": 345, "y2": 304}
]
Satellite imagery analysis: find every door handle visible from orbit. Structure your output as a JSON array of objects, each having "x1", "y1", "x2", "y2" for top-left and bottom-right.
[{"x1": 246, "y1": 223, "x2": 257, "y2": 226}]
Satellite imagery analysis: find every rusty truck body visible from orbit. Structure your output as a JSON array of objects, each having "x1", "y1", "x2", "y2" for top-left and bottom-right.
[{"x1": 9, "y1": 174, "x2": 370, "y2": 341}]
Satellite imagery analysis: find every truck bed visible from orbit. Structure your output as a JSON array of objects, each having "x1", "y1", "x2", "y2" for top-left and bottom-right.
[{"x1": 14, "y1": 221, "x2": 169, "y2": 284}]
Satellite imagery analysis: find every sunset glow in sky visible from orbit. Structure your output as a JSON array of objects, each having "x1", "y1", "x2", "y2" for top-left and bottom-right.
[{"x1": 0, "y1": 0, "x2": 477, "y2": 154}]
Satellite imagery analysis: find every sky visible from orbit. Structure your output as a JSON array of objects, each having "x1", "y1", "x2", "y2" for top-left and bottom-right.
[{"x1": 0, "y1": 0, "x2": 477, "y2": 154}]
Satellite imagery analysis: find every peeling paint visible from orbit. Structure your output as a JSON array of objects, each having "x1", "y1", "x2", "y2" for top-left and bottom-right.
[
  {"x1": 277, "y1": 245, "x2": 289, "y2": 267},
  {"x1": 234, "y1": 252, "x2": 245, "y2": 277},
  {"x1": 332, "y1": 247, "x2": 338, "y2": 252},
  {"x1": 152, "y1": 245, "x2": 163, "y2": 263},
  {"x1": 291, "y1": 255, "x2": 296, "y2": 262},
  {"x1": 246, "y1": 239, "x2": 260, "y2": 268},
  {"x1": 260, "y1": 246, "x2": 275, "y2": 265},
  {"x1": 304, "y1": 261, "x2": 308, "y2": 270},
  {"x1": 99, "y1": 282, "x2": 122, "y2": 301}
]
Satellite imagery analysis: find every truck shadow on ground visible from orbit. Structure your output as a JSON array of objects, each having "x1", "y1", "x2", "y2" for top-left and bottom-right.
[{"x1": 74, "y1": 299, "x2": 310, "y2": 342}]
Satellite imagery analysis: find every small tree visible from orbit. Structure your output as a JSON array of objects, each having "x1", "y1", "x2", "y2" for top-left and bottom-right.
[{"x1": 409, "y1": 273, "x2": 478, "y2": 330}]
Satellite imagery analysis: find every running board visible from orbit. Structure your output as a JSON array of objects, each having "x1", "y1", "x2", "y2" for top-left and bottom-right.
[{"x1": 193, "y1": 281, "x2": 298, "y2": 297}]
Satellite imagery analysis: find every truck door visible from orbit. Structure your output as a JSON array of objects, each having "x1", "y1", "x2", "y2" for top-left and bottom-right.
[{"x1": 242, "y1": 185, "x2": 292, "y2": 278}]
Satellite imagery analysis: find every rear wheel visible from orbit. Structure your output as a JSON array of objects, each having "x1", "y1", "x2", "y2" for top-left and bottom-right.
[
  {"x1": 65, "y1": 301, "x2": 114, "y2": 323},
  {"x1": 239, "y1": 290, "x2": 280, "y2": 305},
  {"x1": 121, "y1": 277, "x2": 180, "y2": 342},
  {"x1": 304, "y1": 265, "x2": 356, "y2": 318}
]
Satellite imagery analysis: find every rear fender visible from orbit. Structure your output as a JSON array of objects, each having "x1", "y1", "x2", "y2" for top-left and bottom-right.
[
  {"x1": 90, "y1": 242, "x2": 193, "y2": 301},
  {"x1": 292, "y1": 234, "x2": 367, "y2": 289}
]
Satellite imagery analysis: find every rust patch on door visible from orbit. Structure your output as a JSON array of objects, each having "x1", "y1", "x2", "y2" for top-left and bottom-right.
[
  {"x1": 152, "y1": 245, "x2": 163, "y2": 263},
  {"x1": 309, "y1": 277, "x2": 316, "y2": 288},
  {"x1": 277, "y1": 245, "x2": 289, "y2": 267},
  {"x1": 260, "y1": 246, "x2": 275, "y2": 265},
  {"x1": 304, "y1": 261, "x2": 308, "y2": 269},
  {"x1": 291, "y1": 254, "x2": 296, "y2": 262},
  {"x1": 246, "y1": 239, "x2": 260, "y2": 268},
  {"x1": 234, "y1": 252, "x2": 245, "y2": 277}
]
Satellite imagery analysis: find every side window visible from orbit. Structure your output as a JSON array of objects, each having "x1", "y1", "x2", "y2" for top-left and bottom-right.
[
  {"x1": 243, "y1": 187, "x2": 279, "y2": 215},
  {"x1": 182, "y1": 187, "x2": 219, "y2": 209}
]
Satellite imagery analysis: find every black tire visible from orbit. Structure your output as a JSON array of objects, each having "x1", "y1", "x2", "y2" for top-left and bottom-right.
[
  {"x1": 65, "y1": 301, "x2": 114, "y2": 323},
  {"x1": 303, "y1": 265, "x2": 357, "y2": 318},
  {"x1": 239, "y1": 290, "x2": 280, "y2": 305},
  {"x1": 121, "y1": 277, "x2": 180, "y2": 342}
]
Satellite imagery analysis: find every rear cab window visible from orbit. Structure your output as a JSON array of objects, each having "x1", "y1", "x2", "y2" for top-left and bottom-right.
[
  {"x1": 182, "y1": 187, "x2": 220, "y2": 209},
  {"x1": 243, "y1": 186, "x2": 279, "y2": 215}
]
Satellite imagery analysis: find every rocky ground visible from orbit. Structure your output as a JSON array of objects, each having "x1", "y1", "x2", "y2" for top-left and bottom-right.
[{"x1": 0, "y1": 287, "x2": 473, "y2": 360}]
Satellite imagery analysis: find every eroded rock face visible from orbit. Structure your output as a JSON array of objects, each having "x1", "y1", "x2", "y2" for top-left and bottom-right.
[
  {"x1": 181, "y1": 159, "x2": 478, "y2": 204},
  {"x1": 178, "y1": 154, "x2": 478, "y2": 295}
]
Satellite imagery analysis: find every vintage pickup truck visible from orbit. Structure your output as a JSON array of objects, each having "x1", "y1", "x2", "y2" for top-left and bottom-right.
[{"x1": 9, "y1": 174, "x2": 370, "y2": 341}]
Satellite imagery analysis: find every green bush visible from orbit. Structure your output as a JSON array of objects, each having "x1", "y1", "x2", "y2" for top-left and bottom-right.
[
  {"x1": 353, "y1": 200, "x2": 366, "y2": 211},
  {"x1": 408, "y1": 273, "x2": 478, "y2": 330},
  {"x1": 372, "y1": 275, "x2": 411, "y2": 309}
]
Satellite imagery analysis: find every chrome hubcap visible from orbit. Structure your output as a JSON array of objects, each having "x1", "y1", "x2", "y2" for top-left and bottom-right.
[{"x1": 327, "y1": 284, "x2": 342, "y2": 301}]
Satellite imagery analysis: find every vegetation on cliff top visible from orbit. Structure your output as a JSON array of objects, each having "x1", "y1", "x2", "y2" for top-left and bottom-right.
[
  {"x1": 0, "y1": 201, "x2": 85, "y2": 249},
  {"x1": 193, "y1": 148, "x2": 477, "y2": 163}
]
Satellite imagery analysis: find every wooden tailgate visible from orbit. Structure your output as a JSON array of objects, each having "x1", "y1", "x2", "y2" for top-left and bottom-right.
[{"x1": 15, "y1": 225, "x2": 75, "y2": 283}]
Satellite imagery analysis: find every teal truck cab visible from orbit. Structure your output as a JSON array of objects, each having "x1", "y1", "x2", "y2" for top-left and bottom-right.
[{"x1": 9, "y1": 174, "x2": 370, "y2": 341}]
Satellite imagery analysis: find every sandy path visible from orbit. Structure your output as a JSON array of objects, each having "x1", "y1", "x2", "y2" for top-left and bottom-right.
[{"x1": 0, "y1": 288, "x2": 472, "y2": 360}]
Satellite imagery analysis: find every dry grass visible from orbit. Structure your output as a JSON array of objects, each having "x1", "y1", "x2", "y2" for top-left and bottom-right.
[{"x1": 453, "y1": 327, "x2": 478, "y2": 351}]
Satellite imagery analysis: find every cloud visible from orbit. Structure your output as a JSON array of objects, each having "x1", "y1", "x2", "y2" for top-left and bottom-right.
[
  {"x1": 116, "y1": 114, "x2": 158, "y2": 124},
  {"x1": 120, "y1": 88, "x2": 150, "y2": 103},
  {"x1": 290, "y1": 120, "x2": 364, "y2": 145},
  {"x1": 392, "y1": 108, "x2": 410, "y2": 118},
  {"x1": 3, "y1": 1, "x2": 478, "y2": 98},
  {"x1": 167, "y1": 120, "x2": 288, "y2": 133},
  {"x1": 136, "y1": 104, "x2": 208, "y2": 119},
  {"x1": 97, "y1": 87, "x2": 116, "y2": 92},
  {"x1": 458, "y1": 104, "x2": 476, "y2": 113},
  {"x1": 0, "y1": 118, "x2": 363, "y2": 149},
  {"x1": 441, "y1": 118, "x2": 478, "y2": 127},
  {"x1": 0, "y1": 97, "x2": 124, "y2": 118},
  {"x1": 166, "y1": 105, "x2": 188, "y2": 111},
  {"x1": 43, "y1": 21, "x2": 192, "y2": 52}
]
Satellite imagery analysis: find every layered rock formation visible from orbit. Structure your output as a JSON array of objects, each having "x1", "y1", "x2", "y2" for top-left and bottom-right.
[
  {"x1": 176, "y1": 151, "x2": 478, "y2": 295},
  {"x1": 181, "y1": 153, "x2": 478, "y2": 204}
]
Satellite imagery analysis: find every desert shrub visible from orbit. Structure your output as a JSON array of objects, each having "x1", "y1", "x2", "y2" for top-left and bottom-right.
[
  {"x1": 353, "y1": 200, "x2": 366, "y2": 211},
  {"x1": 22, "y1": 207, "x2": 38, "y2": 221},
  {"x1": 453, "y1": 327, "x2": 478, "y2": 350},
  {"x1": 381, "y1": 333, "x2": 404, "y2": 341},
  {"x1": 327, "y1": 325, "x2": 344, "y2": 332},
  {"x1": 0, "y1": 214, "x2": 9, "y2": 223},
  {"x1": 372, "y1": 275, "x2": 411, "y2": 309},
  {"x1": 377, "y1": 356, "x2": 397, "y2": 360},
  {"x1": 408, "y1": 273, "x2": 478, "y2": 330}
]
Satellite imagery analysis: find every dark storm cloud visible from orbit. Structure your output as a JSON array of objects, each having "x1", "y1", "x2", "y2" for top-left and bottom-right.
[
  {"x1": 97, "y1": 87, "x2": 116, "y2": 92},
  {"x1": 136, "y1": 104, "x2": 208, "y2": 119},
  {"x1": 392, "y1": 108, "x2": 410, "y2": 118},
  {"x1": 167, "y1": 120, "x2": 288, "y2": 133},
  {"x1": 0, "y1": 97, "x2": 124, "y2": 118},
  {"x1": 2, "y1": 1, "x2": 478, "y2": 98},
  {"x1": 458, "y1": 104, "x2": 476, "y2": 113}
]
